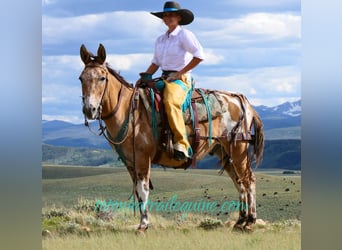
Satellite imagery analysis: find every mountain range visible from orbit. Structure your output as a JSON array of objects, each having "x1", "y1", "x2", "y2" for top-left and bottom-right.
[
  {"x1": 42, "y1": 100, "x2": 301, "y2": 170},
  {"x1": 42, "y1": 99, "x2": 301, "y2": 149},
  {"x1": 254, "y1": 100, "x2": 301, "y2": 130}
]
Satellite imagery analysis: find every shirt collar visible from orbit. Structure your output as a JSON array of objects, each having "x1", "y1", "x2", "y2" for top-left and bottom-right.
[{"x1": 166, "y1": 25, "x2": 182, "y2": 37}]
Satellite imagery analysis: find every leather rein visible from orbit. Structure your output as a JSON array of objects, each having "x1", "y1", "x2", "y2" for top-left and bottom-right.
[{"x1": 83, "y1": 64, "x2": 134, "y2": 146}]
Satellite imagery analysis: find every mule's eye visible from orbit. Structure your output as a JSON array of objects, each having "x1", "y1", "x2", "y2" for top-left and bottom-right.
[{"x1": 99, "y1": 76, "x2": 107, "y2": 82}]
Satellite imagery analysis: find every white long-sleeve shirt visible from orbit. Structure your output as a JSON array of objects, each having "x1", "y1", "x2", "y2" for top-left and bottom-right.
[{"x1": 152, "y1": 26, "x2": 204, "y2": 72}]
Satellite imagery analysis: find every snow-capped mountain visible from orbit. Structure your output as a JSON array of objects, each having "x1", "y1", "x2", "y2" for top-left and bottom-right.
[
  {"x1": 266, "y1": 100, "x2": 301, "y2": 117},
  {"x1": 254, "y1": 100, "x2": 301, "y2": 130}
]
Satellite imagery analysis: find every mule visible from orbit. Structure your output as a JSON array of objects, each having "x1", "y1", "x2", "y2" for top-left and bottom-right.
[{"x1": 79, "y1": 44, "x2": 264, "y2": 232}]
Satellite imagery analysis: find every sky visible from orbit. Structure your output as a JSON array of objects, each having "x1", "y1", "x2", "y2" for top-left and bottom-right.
[{"x1": 42, "y1": 0, "x2": 301, "y2": 124}]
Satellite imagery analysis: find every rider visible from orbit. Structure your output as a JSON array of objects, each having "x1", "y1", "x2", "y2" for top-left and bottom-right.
[{"x1": 139, "y1": 1, "x2": 204, "y2": 161}]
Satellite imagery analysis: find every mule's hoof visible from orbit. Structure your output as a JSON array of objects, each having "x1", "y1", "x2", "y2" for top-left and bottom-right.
[
  {"x1": 232, "y1": 223, "x2": 245, "y2": 233},
  {"x1": 135, "y1": 229, "x2": 146, "y2": 236},
  {"x1": 137, "y1": 224, "x2": 148, "y2": 232},
  {"x1": 243, "y1": 224, "x2": 254, "y2": 233},
  {"x1": 136, "y1": 226, "x2": 148, "y2": 235}
]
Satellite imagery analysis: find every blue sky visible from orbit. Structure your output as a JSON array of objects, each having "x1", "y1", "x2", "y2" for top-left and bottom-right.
[{"x1": 42, "y1": 0, "x2": 301, "y2": 124}]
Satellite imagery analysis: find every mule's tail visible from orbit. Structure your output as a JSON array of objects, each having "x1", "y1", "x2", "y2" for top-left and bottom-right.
[{"x1": 252, "y1": 109, "x2": 264, "y2": 166}]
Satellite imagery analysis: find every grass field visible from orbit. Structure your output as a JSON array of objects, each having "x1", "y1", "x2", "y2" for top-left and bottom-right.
[
  {"x1": 43, "y1": 224, "x2": 300, "y2": 250},
  {"x1": 42, "y1": 165, "x2": 301, "y2": 249}
]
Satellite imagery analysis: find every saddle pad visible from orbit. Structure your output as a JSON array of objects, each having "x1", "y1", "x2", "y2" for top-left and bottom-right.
[
  {"x1": 183, "y1": 90, "x2": 227, "y2": 124},
  {"x1": 138, "y1": 88, "x2": 227, "y2": 126}
]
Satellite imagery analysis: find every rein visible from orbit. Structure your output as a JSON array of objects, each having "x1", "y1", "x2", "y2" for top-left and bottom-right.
[
  {"x1": 99, "y1": 88, "x2": 135, "y2": 146},
  {"x1": 83, "y1": 64, "x2": 132, "y2": 145}
]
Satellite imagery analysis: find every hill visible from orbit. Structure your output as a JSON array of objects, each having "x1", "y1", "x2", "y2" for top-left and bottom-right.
[
  {"x1": 42, "y1": 166, "x2": 301, "y2": 223},
  {"x1": 42, "y1": 144, "x2": 120, "y2": 167},
  {"x1": 42, "y1": 100, "x2": 301, "y2": 169},
  {"x1": 42, "y1": 120, "x2": 110, "y2": 149},
  {"x1": 42, "y1": 139, "x2": 301, "y2": 170},
  {"x1": 42, "y1": 166, "x2": 301, "y2": 249},
  {"x1": 197, "y1": 139, "x2": 300, "y2": 170},
  {"x1": 264, "y1": 126, "x2": 301, "y2": 140}
]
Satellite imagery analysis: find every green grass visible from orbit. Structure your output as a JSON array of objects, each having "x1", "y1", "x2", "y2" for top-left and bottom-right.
[
  {"x1": 43, "y1": 225, "x2": 300, "y2": 250},
  {"x1": 42, "y1": 199, "x2": 300, "y2": 250},
  {"x1": 42, "y1": 165, "x2": 301, "y2": 249},
  {"x1": 42, "y1": 165, "x2": 301, "y2": 222}
]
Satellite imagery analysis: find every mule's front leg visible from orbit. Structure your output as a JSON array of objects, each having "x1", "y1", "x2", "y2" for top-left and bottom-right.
[{"x1": 136, "y1": 177, "x2": 150, "y2": 231}]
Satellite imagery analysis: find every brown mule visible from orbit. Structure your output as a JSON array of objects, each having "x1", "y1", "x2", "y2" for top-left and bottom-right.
[{"x1": 79, "y1": 44, "x2": 264, "y2": 232}]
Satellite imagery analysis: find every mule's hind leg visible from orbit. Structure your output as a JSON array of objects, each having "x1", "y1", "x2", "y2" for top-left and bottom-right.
[
  {"x1": 218, "y1": 141, "x2": 256, "y2": 232},
  {"x1": 244, "y1": 166, "x2": 257, "y2": 231},
  {"x1": 231, "y1": 142, "x2": 257, "y2": 232},
  {"x1": 223, "y1": 159, "x2": 249, "y2": 231}
]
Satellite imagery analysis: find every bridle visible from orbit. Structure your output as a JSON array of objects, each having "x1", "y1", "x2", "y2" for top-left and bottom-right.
[{"x1": 82, "y1": 63, "x2": 132, "y2": 145}]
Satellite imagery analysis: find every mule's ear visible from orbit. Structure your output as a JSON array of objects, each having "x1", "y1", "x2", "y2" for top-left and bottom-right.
[
  {"x1": 80, "y1": 44, "x2": 91, "y2": 65},
  {"x1": 97, "y1": 43, "x2": 106, "y2": 64}
]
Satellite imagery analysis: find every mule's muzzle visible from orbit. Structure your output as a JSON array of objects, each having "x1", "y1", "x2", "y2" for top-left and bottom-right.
[{"x1": 82, "y1": 103, "x2": 101, "y2": 120}]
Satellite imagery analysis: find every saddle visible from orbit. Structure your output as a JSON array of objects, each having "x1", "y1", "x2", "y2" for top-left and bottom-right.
[{"x1": 137, "y1": 77, "x2": 227, "y2": 169}]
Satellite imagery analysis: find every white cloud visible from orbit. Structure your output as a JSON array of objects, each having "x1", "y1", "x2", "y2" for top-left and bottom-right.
[
  {"x1": 250, "y1": 97, "x2": 300, "y2": 107},
  {"x1": 42, "y1": 0, "x2": 56, "y2": 6},
  {"x1": 202, "y1": 49, "x2": 225, "y2": 65},
  {"x1": 221, "y1": 0, "x2": 300, "y2": 9},
  {"x1": 42, "y1": 53, "x2": 152, "y2": 75},
  {"x1": 43, "y1": 55, "x2": 83, "y2": 72},
  {"x1": 250, "y1": 88, "x2": 257, "y2": 95},
  {"x1": 106, "y1": 53, "x2": 153, "y2": 71},
  {"x1": 42, "y1": 83, "x2": 81, "y2": 105},
  {"x1": 195, "y1": 12, "x2": 300, "y2": 48},
  {"x1": 235, "y1": 13, "x2": 300, "y2": 39},
  {"x1": 196, "y1": 66, "x2": 300, "y2": 104},
  {"x1": 42, "y1": 11, "x2": 163, "y2": 45},
  {"x1": 42, "y1": 96, "x2": 58, "y2": 104}
]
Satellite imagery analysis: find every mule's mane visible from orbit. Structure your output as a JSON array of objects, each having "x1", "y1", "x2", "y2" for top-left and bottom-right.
[{"x1": 105, "y1": 63, "x2": 133, "y2": 88}]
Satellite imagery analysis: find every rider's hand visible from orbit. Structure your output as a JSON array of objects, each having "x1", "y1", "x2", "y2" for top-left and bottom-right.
[{"x1": 136, "y1": 72, "x2": 152, "y2": 87}]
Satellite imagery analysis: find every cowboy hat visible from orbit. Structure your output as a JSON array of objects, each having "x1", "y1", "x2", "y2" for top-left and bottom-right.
[{"x1": 151, "y1": 1, "x2": 194, "y2": 25}]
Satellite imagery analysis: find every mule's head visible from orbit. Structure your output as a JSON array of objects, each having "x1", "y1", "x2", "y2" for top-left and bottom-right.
[{"x1": 79, "y1": 44, "x2": 108, "y2": 120}]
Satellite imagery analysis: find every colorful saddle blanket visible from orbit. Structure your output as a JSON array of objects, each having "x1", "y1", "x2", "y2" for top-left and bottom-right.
[{"x1": 138, "y1": 86, "x2": 227, "y2": 130}]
